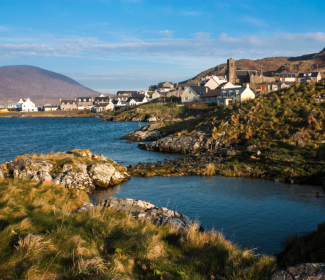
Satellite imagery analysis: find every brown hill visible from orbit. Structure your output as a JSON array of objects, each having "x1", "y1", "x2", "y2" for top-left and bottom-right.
[
  {"x1": 0, "y1": 65, "x2": 100, "y2": 106},
  {"x1": 185, "y1": 48, "x2": 325, "y2": 83}
]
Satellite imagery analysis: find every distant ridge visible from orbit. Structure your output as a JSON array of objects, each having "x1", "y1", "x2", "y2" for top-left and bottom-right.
[
  {"x1": 184, "y1": 48, "x2": 325, "y2": 84},
  {"x1": 0, "y1": 65, "x2": 100, "y2": 106}
]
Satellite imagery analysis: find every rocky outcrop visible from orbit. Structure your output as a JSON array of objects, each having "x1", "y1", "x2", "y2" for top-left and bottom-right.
[
  {"x1": 271, "y1": 263, "x2": 325, "y2": 280},
  {"x1": 3, "y1": 150, "x2": 130, "y2": 193},
  {"x1": 139, "y1": 131, "x2": 225, "y2": 154},
  {"x1": 88, "y1": 162, "x2": 116, "y2": 187},
  {"x1": 77, "y1": 197, "x2": 202, "y2": 231},
  {"x1": 122, "y1": 122, "x2": 166, "y2": 142}
]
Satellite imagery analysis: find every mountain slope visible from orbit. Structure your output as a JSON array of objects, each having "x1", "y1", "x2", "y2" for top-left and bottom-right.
[{"x1": 0, "y1": 65, "x2": 100, "y2": 106}]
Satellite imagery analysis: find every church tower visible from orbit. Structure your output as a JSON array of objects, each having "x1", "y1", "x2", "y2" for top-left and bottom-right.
[{"x1": 227, "y1": 58, "x2": 236, "y2": 84}]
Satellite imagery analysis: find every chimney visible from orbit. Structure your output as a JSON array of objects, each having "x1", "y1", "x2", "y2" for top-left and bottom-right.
[
  {"x1": 198, "y1": 81, "x2": 200, "y2": 86},
  {"x1": 246, "y1": 83, "x2": 250, "y2": 88},
  {"x1": 206, "y1": 87, "x2": 209, "y2": 92}
]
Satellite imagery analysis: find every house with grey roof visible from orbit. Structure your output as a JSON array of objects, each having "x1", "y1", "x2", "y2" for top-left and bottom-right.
[
  {"x1": 297, "y1": 72, "x2": 321, "y2": 83},
  {"x1": 279, "y1": 74, "x2": 296, "y2": 82},
  {"x1": 267, "y1": 82, "x2": 290, "y2": 91},
  {"x1": 92, "y1": 102, "x2": 114, "y2": 113},
  {"x1": 199, "y1": 84, "x2": 255, "y2": 106},
  {"x1": 181, "y1": 86, "x2": 209, "y2": 103}
]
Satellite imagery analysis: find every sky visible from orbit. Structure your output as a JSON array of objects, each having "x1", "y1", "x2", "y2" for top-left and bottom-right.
[{"x1": 0, "y1": 0, "x2": 325, "y2": 93}]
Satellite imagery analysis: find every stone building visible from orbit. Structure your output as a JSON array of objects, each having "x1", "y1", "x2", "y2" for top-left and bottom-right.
[{"x1": 226, "y1": 58, "x2": 275, "y2": 87}]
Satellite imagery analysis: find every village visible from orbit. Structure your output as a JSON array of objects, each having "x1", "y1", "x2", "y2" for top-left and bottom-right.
[{"x1": 1, "y1": 58, "x2": 322, "y2": 113}]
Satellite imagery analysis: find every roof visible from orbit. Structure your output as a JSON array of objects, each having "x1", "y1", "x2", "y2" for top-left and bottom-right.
[
  {"x1": 61, "y1": 100, "x2": 76, "y2": 104},
  {"x1": 117, "y1": 91, "x2": 138, "y2": 95},
  {"x1": 201, "y1": 87, "x2": 247, "y2": 98},
  {"x1": 44, "y1": 105, "x2": 59, "y2": 108},
  {"x1": 78, "y1": 97, "x2": 92, "y2": 101},
  {"x1": 189, "y1": 86, "x2": 208, "y2": 96},
  {"x1": 8, "y1": 103, "x2": 21, "y2": 106},
  {"x1": 298, "y1": 72, "x2": 320, "y2": 78},
  {"x1": 267, "y1": 82, "x2": 289, "y2": 85},
  {"x1": 279, "y1": 74, "x2": 296, "y2": 78},
  {"x1": 94, "y1": 103, "x2": 111, "y2": 108},
  {"x1": 127, "y1": 95, "x2": 145, "y2": 102},
  {"x1": 94, "y1": 97, "x2": 110, "y2": 102},
  {"x1": 112, "y1": 100, "x2": 120, "y2": 105},
  {"x1": 200, "y1": 89, "x2": 222, "y2": 98}
]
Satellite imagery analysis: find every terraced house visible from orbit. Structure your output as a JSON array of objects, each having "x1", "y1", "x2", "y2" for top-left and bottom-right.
[{"x1": 77, "y1": 96, "x2": 93, "y2": 110}]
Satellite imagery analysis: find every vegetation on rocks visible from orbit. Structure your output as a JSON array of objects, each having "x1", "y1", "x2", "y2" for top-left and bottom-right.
[
  {"x1": 0, "y1": 179, "x2": 277, "y2": 279},
  {"x1": 130, "y1": 82, "x2": 325, "y2": 185}
]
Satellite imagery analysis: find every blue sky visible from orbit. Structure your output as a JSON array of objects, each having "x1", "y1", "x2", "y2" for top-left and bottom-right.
[{"x1": 0, "y1": 0, "x2": 325, "y2": 93}]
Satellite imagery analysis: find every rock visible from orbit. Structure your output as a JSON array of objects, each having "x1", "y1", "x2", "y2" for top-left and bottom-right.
[
  {"x1": 271, "y1": 263, "x2": 325, "y2": 280},
  {"x1": 11, "y1": 158, "x2": 53, "y2": 180},
  {"x1": 256, "y1": 150, "x2": 261, "y2": 155},
  {"x1": 146, "y1": 116, "x2": 157, "y2": 122},
  {"x1": 87, "y1": 162, "x2": 116, "y2": 187},
  {"x1": 75, "y1": 161, "x2": 87, "y2": 173},
  {"x1": 79, "y1": 197, "x2": 201, "y2": 231},
  {"x1": 122, "y1": 122, "x2": 165, "y2": 141},
  {"x1": 111, "y1": 170, "x2": 129, "y2": 185},
  {"x1": 76, "y1": 203, "x2": 94, "y2": 213},
  {"x1": 132, "y1": 117, "x2": 142, "y2": 122},
  {"x1": 321, "y1": 140, "x2": 325, "y2": 144},
  {"x1": 134, "y1": 108, "x2": 144, "y2": 114},
  {"x1": 32, "y1": 171, "x2": 53, "y2": 182},
  {"x1": 140, "y1": 131, "x2": 224, "y2": 154},
  {"x1": 247, "y1": 144, "x2": 257, "y2": 151},
  {"x1": 296, "y1": 140, "x2": 305, "y2": 146},
  {"x1": 53, "y1": 170, "x2": 95, "y2": 192},
  {"x1": 92, "y1": 153, "x2": 107, "y2": 161},
  {"x1": 62, "y1": 164, "x2": 73, "y2": 172}
]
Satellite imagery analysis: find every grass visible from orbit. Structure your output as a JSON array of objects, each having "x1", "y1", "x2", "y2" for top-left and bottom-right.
[
  {"x1": 131, "y1": 82, "x2": 325, "y2": 185},
  {"x1": 0, "y1": 179, "x2": 277, "y2": 279}
]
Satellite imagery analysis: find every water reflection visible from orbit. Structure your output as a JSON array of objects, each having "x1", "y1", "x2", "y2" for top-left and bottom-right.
[{"x1": 89, "y1": 176, "x2": 325, "y2": 255}]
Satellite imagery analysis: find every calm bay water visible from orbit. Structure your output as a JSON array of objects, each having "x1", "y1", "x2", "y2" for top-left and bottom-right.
[{"x1": 1, "y1": 117, "x2": 324, "y2": 254}]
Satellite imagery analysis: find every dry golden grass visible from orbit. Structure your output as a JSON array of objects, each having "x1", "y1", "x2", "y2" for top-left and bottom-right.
[{"x1": 206, "y1": 163, "x2": 216, "y2": 176}]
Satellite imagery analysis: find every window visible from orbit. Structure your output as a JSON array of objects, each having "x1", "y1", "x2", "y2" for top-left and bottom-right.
[
  {"x1": 231, "y1": 63, "x2": 233, "y2": 67},
  {"x1": 185, "y1": 97, "x2": 188, "y2": 101},
  {"x1": 84, "y1": 99, "x2": 86, "y2": 101},
  {"x1": 79, "y1": 99, "x2": 81, "y2": 101}
]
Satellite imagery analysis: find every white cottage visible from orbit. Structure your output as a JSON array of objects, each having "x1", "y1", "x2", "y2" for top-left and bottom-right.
[
  {"x1": 126, "y1": 95, "x2": 148, "y2": 106},
  {"x1": 204, "y1": 76, "x2": 227, "y2": 89},
  {"x1": 18, "y1": 98, "x2": 37, "y2": 112},
  {"x1": 199, "y1": 84, "x2": 255, "y2": 106},
  {"x1": 92, "y1": 102, "x2": 114, "y2": 113}
]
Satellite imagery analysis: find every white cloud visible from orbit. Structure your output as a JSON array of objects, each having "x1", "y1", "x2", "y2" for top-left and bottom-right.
[
  {"x1": 158, "y1": 30, "x2": 174, "y2": 36},
  {"x1": 1, "y1": 32, "x2": 325, "y2": 61}
]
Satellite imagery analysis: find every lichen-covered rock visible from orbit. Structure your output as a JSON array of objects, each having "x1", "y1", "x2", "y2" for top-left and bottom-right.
[
  {"x1": 32, "y1": 171, "x2": 53, "y2": 182},
  {"x1": 111, "y1": 170, "x2": 129, "y2": 185},
  {"x1": 62, "y1": 164, "x2": 73, "y2": 172},
  {"x1": 87, "y1": 162, "x2": 116, "y2": 187},
  {"x1": 78, "y1": 197, "x2": 202, "y2": 231},
  {"x1": 122, "y1": 122, "x2": 165, "y2": 141},
  {"x1": 75, "y1": 161, "x2": 87, "y2": 173},
  {"x1": 271, "y1": 263, "x2": 325, "y2": 280},
  {"x1": 53, "y1": 170, "x2": 95, "y2": 192},
  {"x1": 0, "y1": 167, "x2": 5, "y2": 180},
  {"x1": 92, "y1": 153, "x2": 107, "y2": 161},
  {"x1": 10, "y1": 158, "x2": 53, "y2": 179},
  {"x1": 140, "y1": 131, "x2": 224, "y2": 154}
]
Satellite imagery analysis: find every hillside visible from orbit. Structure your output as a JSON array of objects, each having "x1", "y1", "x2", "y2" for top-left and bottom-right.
[
  {"x1": 0, "y1": 65, "x2": 100, "y2": 106},
  {"x1": 185, "y1": 48, "x2": 325, "y2": 83}
]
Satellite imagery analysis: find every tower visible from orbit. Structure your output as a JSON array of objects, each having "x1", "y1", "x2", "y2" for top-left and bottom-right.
[{"x1": 227, "y1": 58, "x2": 236, "y2": 84}]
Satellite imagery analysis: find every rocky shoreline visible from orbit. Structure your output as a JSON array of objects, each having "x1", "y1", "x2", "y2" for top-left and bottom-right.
[
  {"x1": 77, "y1": 197, "x2": 202, "y2": 231},
  {"x1": 0, "y1": 149, "x2": 130, "y2": 193}
]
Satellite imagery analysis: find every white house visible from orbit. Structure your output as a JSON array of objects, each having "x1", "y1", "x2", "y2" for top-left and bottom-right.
[
  {"x1": 126, "y1": 95, "x2": 148, "y2": 106},
  {"x1": 216, "y1": 82, "x2": 241, "y2": 89},
  {"x1": 297, "y1": 72, "x2": 322, "y2": 83},
  {"x1": 151, "y1": 90, "x2": 161, "y2": 100},
  {"x1": 279, "y1": 74, "x2": 296, "y2": 82},
  {"x1": 199, "y1": 84, "x2": 255, "y2": 106},
  {"x1": 92, "y1": 102, "x2": 114, "y2": 113},
  {"x1": 43, "y1": 104, "x2": 59, "y2": 111},
  {"x1": 204, "y1": 76, "x2": 227, "y2": 89},
  {"x1": 17, "y1": 98, "x2": 37, "y2": 112},
  {"x1": 181, "y1": 86, "x2": 209, "y2": 103},
  {"x1": 267, "y1": 82, "x2": 290, "y2": 91}
]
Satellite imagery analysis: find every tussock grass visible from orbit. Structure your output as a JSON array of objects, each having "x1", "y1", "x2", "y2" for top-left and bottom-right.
[{"x1": 0, "y1": 179, "x2": 276, "y2": 279}]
